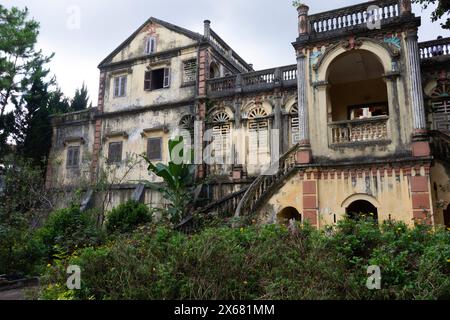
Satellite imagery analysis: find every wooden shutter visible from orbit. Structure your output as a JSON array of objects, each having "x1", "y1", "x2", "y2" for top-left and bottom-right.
[
  {"x1": 108, "y1": 142, "x2": 123, "y2": 164},
  {"x1": 163, "y1": 68, "x2": 171, "y2": 88},
  {"x1": 147, "y1": 138, "x2": 162, "y2": 160},
  {"x1": 144, "y1": 71, "x2": 152, "y2": 91}
]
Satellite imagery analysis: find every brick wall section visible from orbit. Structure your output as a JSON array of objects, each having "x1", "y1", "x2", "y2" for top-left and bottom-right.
[
  {"x1": 301, "y1": 175, "x2": 318, "y2": 227},
  {"x1": 90, "y1": 71, "x2": 106, "y2": 183},
  {"x1": 196, "y1": 48, "x2": 208, "y2": 178},
  {"x1": 410, "y1": 173, "x2": 433, "y2": 225}
]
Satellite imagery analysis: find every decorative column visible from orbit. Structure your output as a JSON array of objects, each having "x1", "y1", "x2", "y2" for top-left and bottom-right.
[
  {"x1": 399, "y1": 0, "x2": 412, "y2": 16},
  {"x1": 295, "y1": 4, "x2": 312, "y2": 164},
  {"x1": 405, "y1": 29, "x2": 430, "y2": 157},
  {"x1": 203, "y1": 20, "x2": 211, "y2": 40}
]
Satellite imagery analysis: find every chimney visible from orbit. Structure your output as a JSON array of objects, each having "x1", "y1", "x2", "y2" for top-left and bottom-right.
[
  {"x1": 204, "y1": 20, "x2": 211, "y2": 39},
  {"x1": 297, "y1": 4, "x2": 310, "y2": 35},
  {"x1": 399, "y1": 0, "x2": 412, "y2": 16}
]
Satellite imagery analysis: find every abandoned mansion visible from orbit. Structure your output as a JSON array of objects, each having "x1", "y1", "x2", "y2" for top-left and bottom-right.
[{"x1": 46, "y1": 0, "x2": 450, "y2": 229}]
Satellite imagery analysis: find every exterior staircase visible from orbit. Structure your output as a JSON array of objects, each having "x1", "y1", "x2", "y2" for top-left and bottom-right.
[
  {"x1": 175, "y1": 143, "x2": 300, "y2": 233},
  {"x1": 234, "y1": 143, "x2": 300, "y2": 218}
]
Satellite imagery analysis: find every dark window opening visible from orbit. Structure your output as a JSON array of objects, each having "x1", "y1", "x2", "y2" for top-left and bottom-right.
[
  {"x1": 147, "y1": 137, "x2": 162, "y2": 161},
  {"x1": 67, "y1": 146, "x2": 80, "y2": 168},
  {"x1": 144, "y1": 68, "x2": 170, "y2": 91},
  {"x1": 108, "y1": 142, "x2": 123, "y2": 164}
]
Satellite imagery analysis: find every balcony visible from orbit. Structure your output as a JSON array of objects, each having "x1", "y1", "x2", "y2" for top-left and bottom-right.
[
  {"x1": 207, "y1": 65, "x2": 297, "y2": 97},
  {"x1": 328, "y1": 116, "x2": 390, "y2": 147}
]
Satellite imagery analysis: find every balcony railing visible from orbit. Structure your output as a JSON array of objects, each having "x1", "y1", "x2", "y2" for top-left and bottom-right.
[
  {"x1": 329, "y1": 116, "x2": 389, "y2": 145},
  {"x1": 419, "y1": 37, "x2": 450, "y2": 60},
  {"x1": 309, "y1": 0, "x2": 399, "y2": 34},
  {"x1": 207, "y1": 65, "x2": 297, "y2": 97}
]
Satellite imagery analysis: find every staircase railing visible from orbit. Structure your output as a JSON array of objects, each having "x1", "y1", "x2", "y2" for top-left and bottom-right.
[
  {"x1": 175, "y1": 187, "x2": 249, "y2": 234},
  {"x1": 235, "y1": 143, "x2": 300, "y2": 218},
  {"x1": 430, "y1": 130, "x2": 450, "y2": 162}
]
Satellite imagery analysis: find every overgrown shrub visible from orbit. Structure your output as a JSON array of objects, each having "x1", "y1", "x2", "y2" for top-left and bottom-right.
[
  {"x1": 39, "y1": 219, "x2": 450, "y2": 300},
  {"x1": 36, "y1": 206, "x2": 103, "y2": 257},
  {"x1": 105, "y1": 200, "x2": 152, "y2": 234}
]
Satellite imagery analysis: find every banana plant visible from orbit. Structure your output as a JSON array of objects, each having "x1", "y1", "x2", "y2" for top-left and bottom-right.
[{"x1": 143, "y1": 137, "x2": 200, "y2": 224}]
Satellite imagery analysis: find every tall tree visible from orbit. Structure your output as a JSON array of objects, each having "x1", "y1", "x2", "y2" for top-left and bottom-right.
[
  {"x1": 0, "y1": 5, "x2": 53, "y2": 157},
  {"x1": 14, "y1": 66, "x2": 52, "y2": 167},
  {"x1": 71, "y1": 82, "x2": 89, "y2": 111},
  {"x1": 413, "y1": 0, "x2": 450, "y2": 29}
]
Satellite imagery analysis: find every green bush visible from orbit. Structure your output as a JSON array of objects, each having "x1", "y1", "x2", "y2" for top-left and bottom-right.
[
  {"x1": 105, "y1": 200, "x2": 151, "y2": 234},
  {"x1": 39, "y1": 219, "x2": 450, "y2": 300},
  {"x1": 36, "y1": 206, "x2": 103, "y2": 257}
]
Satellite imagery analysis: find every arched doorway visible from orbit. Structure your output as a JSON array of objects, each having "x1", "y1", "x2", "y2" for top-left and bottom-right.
[
  {"x1": 346, "y1": 200, "x2": 378, "y2": 221},
  {"x1": 444, "y1": 204, "x2": 450, "y2": 229},
  {"x1": 277, "y1": 207, "x2": 302, "y2": 225}
]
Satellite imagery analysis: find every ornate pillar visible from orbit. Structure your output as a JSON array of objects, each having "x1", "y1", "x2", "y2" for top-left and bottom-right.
[
  {"x1": 295, "y1": 4, "x2": 312, "y2": 164},
  {"x1": 296, "y1": 51, "x2": 312, "y2": 164},
  {"x1": 405, "y1": 29, "x2": 430, "y2": 157}
]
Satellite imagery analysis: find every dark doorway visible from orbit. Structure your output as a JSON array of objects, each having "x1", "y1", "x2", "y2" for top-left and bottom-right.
[
  {"x1": 277, "y1": 207, "x2": 302, "y2": 226},
  {"x1": 444, "y1": 204, "x2": 450, "y2": 230},
  {"x1": 346, "y1": 200, "x2": 378, "y2": 221}
]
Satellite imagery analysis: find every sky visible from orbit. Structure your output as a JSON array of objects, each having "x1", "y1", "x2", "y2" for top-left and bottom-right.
[{"x1": 4, "y1": 0, "x2": 450, "y2": 105}]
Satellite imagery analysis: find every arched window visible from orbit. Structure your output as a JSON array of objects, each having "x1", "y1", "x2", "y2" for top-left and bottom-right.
[
  {"x1": 248, "y1": 105, "x2": 269, "y2": 161},
  {"x1": 145, "y1": 36, "x2": 157, "y2": 54},
  {"x1": 346, "y1": 200, "x2": 378, "y2": 222},
  {"x1": 179, "y1": 115, "x2": 194, "y2": 145},
  {"x1": 209, "y1": 62, "x2": 220, "y2": 79},
  {"x1": 211, "y1": 111, "x2": 231, "y2": 160},
  {"x1": 430, "y1": 79, "x2": 450, "y2": 131},
  {"x1": 289, "y1": 104, "x2": 300, "y2": 145}
]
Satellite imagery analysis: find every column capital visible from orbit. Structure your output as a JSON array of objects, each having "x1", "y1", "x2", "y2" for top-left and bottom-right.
[{"x1": 405, "y1": 29, "x2": 418, "y2": 41}]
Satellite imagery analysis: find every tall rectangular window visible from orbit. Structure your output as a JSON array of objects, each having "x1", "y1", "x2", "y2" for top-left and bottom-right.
[
  {"x1": 66, "y1": 146, "x2": 80, "y2": 168},
  {"x1": 107, "y1": 142, "x2": 123, "y2": 164},
  {"x1": 144, "y1": 68, "x2": 171, "y2": 91},
  {"x1": 145, "y1": 37, "x2": 157, "y2": 54},
  {"x1": 114, "y1": 76, "x2": 127, "y2": 97},
  {"x1": 183, "y1": 60, "x2": 197, "y2": 84},
  {"x1": 147, "y1": 137, "x2": 162, "y2": 161}
]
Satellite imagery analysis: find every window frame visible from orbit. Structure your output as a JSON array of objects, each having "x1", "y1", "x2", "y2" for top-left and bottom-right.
[
  {"x1": 113, "y1": 75, "x2": 127, "y2": 98},
  {"x1": 144, "y1": 68, "x2": 171, "y2": 91},
  {"x1": 66, "y1": 146, "x2": 81, "y2": 168},
  {"x1": 182, "y1": 59, "x2": 197, "y2": 85},
  {"x1": 145, "y1": 36, "x2": 157, "y2": 55},
  {"x1": 147, "y1": 137, "x2": 163, "y2": 161},
  {"x1": 107, "y1": 141, "x2": 123, "y2": 164}
]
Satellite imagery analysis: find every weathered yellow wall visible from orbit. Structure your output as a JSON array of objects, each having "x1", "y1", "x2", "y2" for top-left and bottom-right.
[
  {"x1": 110, "y1": 22, "x2": 197, "y2": 64},
  {"x1": 430, "y1": 161, "x2": 450, "y2": 226}
]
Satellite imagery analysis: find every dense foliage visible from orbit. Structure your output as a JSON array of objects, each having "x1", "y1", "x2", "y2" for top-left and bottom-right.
[
  {"x1": 40, "y1": 218, "x2": 450, "y2": 300},
  {"x1": 105, "y1": 200, "x2": 152, "y2": 234}
]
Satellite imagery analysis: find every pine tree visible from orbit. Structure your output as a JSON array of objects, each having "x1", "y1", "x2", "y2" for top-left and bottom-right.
[{"x1": 71, "y1": 83, "x2": 89, "y2": 111}]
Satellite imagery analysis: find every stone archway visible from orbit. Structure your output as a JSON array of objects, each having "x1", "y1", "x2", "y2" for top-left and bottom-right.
[
  {"x1": 346, "y1": 200, "x2": 379, "y2": 221},
  {"x1": 277, "y1": 207, "x2": 302, "y2": 225}
]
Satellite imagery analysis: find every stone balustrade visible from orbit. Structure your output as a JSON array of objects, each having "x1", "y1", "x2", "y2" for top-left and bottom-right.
[
  {"x1": 419, "y1": 37, "x2": 450, "y2": 59},
  {"x1": 308, "y1": 0, "x2": 400, "y2": 34},
  {"x1": 207, "y1": 64, "x2": 297, "y2": 97},
  {"x1": 329, "y1": 116, "x2": 389, "y2": 145}
]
